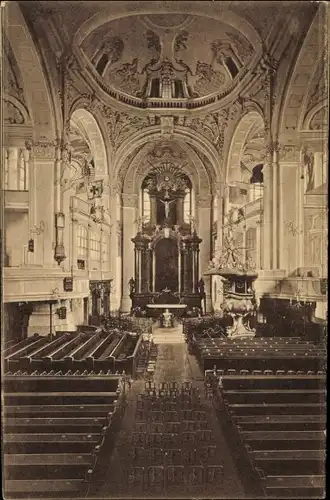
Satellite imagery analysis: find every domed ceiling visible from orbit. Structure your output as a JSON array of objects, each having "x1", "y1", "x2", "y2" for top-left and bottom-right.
[{"x1": 80, "y1": 14, "x2": 255, "y2": 101}]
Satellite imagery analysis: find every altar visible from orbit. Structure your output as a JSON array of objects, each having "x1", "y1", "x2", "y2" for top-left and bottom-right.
[{"x1": 146, "y1": 303, "x2": 187, "y2": 318}]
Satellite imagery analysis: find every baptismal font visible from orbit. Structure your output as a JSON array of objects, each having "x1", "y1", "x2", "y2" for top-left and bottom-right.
[{"x1": 205, "y1": 210, "x2": 258, "y2": 338}]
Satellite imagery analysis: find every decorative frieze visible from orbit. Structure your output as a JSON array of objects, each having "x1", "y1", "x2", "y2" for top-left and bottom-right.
[{"x1": 25, "y1": 138, "x2": 57, "y2": 160}]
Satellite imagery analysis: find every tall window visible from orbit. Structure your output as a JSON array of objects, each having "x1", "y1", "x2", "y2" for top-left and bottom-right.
[
  {"x1": 90, "y1": 231, "x2": 101, "y2": 261},
  {"x1": 143, "y1": 189, "x2": 151, "y2": 221},
  {"x1": 4, "y1": 149, "x2": 9, "y2": 190},
  {"x1": 184, "y1": 188, "x2": 191, "y2": 223},
  {"x1": 161, "y1": 79, "x2": 172, "y2": 99},
  {"x1": 77, "y1": 225, "x2": 88, "y2": 259}
]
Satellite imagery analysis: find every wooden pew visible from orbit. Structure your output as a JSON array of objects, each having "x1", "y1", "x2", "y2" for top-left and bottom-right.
[
  {"x1": 5, "y1": 337, "x2": 49, "y2": 371},
  {"x1": 246, "y1": 448, "x2": 325, "y2": 475},
  {"x1": 4, "y1": 373, "x2": 120, "y2": 393},
  {"x1": 226, "y1": 402, "x2": 326, "y2": 416},
  {"x1": 65, "y1": 330, "x2": 107, "y2": 370},
  {"x1": 4, "y1": 335, "x2": 42, "y2": 358},
  {"x1": 4, "y1": 432, "x2": 103, "y2": 454},
  {"x1": 4, "y1": 478, "x2": 91, "y2": 499},
  {"x1": 5, "y1": 403, "x2": 117, "y2": 419},
  {"x1": 4, "y1": 416, "x2": 110, "y2": 434},
  {"x1": 237, "y1": 429, "x2": 325, "y2": 450},
  {"x1": 19, "y1": 334, "x2": 73, "y2": 371},
  {"x1": 222, "y1": 389, "x2": 324, "y2": 404},
  {"x1": 232, "y1": 414, "x2": 326, "y2": 431},
  {"x1": 256, "y1": 470, "x2": 325, "y2": 498},
  {"x1": 4, "y1": 452, "x2": 97, "y2": 479},
  {"x1": 217, "y1": 375, "x2": 326, "y2": 391},
  {"x1": 93, "y1": 332, "x2": 124, "y2": 372}
]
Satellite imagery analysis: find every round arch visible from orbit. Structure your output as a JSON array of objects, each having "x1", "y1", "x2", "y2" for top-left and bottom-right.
[
  {"x1": 114, "y1": 126, "x2": 220, "y2": 188},
  {"x1": 121, "y1": 139, "x2": 212, "y2": 198},
  {"x1": 6, "y1": 3, "x2": 56, "y2": 139},
  {"x1": 226, "y1": 111, "x2": 265, "y2": 184},
  {"x1": 70, "y1": 108, "x2": 108, "y2": 177}
]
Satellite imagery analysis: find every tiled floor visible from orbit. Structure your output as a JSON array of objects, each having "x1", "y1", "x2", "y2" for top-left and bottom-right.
[{"x1": 92, "y1": 323, "x2": 246, "y2": 499}]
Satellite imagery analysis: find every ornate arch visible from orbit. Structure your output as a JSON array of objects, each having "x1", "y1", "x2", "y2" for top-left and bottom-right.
[
  {"x1": 114, "y1": 126, "x2": 220, "y2": 187},
  {"x1": 69, "y1": 106, "x2": 109, "y2": 177},
  {"x1": 121, "y1": 139, "x2": 211, "y2": 197},
  {"x1": 226, "y1": 111, "x2": 265, "y2": 183},
  {"x1": 5, "y1": 3, "x2": 56, "y2": 139}
]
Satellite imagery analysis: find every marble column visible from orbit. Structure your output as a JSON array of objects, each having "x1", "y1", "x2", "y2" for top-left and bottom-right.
[
  {"x1": 121, "y1": 193, "x2": 138, "y2": 312},
  {"x1": 197, "y1": 194, "x2": 212, "y2": 312}
]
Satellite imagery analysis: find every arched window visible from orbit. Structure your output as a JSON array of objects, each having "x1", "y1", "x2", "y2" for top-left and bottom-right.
[
  {"x1": 142, "y1": 189, "x2": 151, "y2": 221},
  {"x1": 150, "y1": 78, "x2": 160, "y2": 98},
  {"x1": 249, "y1": 164, "x2": 264, "y2": 202},
  {"x1": 225, "y1": 57, "x2": 239, "y2": 78},
  {"x1": 96, "y1": 53, "x2": 109, "y2": 75},
  {"x1": 183, "y1": 188, "x2": 191, "y2": 223}
]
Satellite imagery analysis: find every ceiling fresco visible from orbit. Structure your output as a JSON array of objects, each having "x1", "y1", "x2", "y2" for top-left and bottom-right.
[{"x1": 80, "y1": 14, "x2": 255, "y2": 99}]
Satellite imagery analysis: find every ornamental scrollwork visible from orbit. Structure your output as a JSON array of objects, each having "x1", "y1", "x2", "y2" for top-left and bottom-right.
[{"x1": 102, "y1": 105, "x2": 150, "y2": 151}]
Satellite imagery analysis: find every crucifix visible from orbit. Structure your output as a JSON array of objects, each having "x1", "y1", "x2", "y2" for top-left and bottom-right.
[{"x1": 160, "y1": 198, "x2": 176, "y2": 218}]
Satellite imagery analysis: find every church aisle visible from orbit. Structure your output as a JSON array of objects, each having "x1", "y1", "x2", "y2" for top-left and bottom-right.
[{"x1": 92, "y1": 323, "x2": 246, "y2": 498}]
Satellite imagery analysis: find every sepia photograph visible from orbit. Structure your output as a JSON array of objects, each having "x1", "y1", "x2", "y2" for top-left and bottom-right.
[{"x1": 1, "y1": 1, "x2": 328, "y2": 499}]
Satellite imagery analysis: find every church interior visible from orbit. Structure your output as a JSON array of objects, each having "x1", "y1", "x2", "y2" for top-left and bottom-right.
[{"x1": 2, "y1": 1, "x2": 328, "y2": 499}]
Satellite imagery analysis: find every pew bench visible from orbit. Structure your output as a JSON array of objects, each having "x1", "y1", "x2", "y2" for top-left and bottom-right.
[
  {"x1": 4, "y1": 432, "x2": 103, "y2": 455},
  {"x1": 4, "y1": 391, "x2": 119, "y2": 406},
  {"x1": 232, "y1": 414, "x2": 326, "y2": 431},
  {"x1": 226, "y1": 402, "x2": 326, "y2": 416},
  {"x1": 222, "y1": 389, "x2": 324, "y2": 404},
  {"x1": 4, "y1": 452, "x2": 97, "y2": 479},
  {"x1": 256, "y1": 471, "x2": 325, "y2": 498},
  {"x1": 246, "y1": 448, "x2": 325, "y2": 475},
  {"x1": 237, "y1": 429, "x2": 325, "y2": 450},
  {"x1": 4, "y1": 403, "x2": 116, "y2": 419},
  {"x1": 4, "y1": 478, "x2": 91, "y2": 498},
  {"x1": 4, "y1": 416, "x2": 110, "y2": 434}
]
